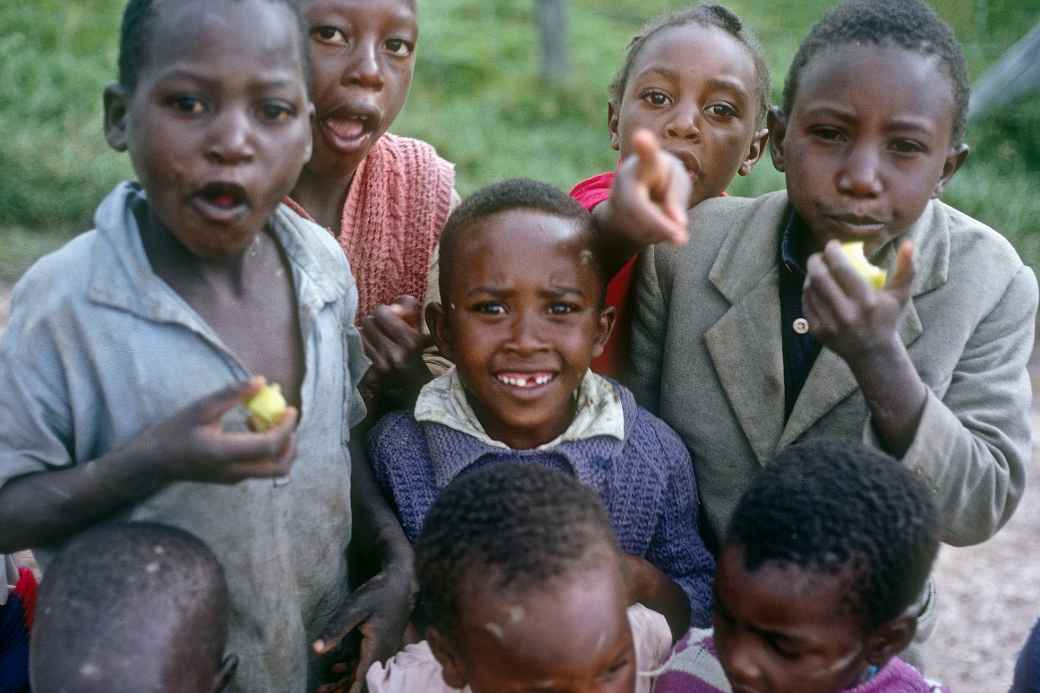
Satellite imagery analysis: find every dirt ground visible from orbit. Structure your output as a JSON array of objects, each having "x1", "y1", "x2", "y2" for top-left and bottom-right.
[{"x1": 0, "y1": 279, "x2": 1036, "y2": 690}]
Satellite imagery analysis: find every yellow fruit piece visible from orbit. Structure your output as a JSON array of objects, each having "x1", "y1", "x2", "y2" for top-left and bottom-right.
[
  {"x1": 246, "y1": 383, "x2": 287, "y2": 432},
  {"x1": 840, "y1": 241, "x2": 887, "y2": 289}
]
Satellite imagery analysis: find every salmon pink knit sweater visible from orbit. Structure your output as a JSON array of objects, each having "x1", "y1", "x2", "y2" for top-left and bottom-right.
[{"x1": 287, "y1": 134, "x2": 455, "y2": 319}]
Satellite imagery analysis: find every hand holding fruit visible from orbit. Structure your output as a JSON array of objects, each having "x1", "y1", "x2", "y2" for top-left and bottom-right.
[
  {"x1": 359, "y1": 295, "x2": 434, "y2": 410},
  {"x1": 129, "y1": 378, "x2": 298, "y2": 485},
  {"x1": 802, "y1": 239, "x2": 914, "y2": 364}
]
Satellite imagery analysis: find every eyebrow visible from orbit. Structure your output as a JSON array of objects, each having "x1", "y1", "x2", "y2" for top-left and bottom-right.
[
  {"x1": 464, "y1": 286, "x2": 588, "y2": 299},
  {"x1": 803, "y1": 105, "x2": 937, "y2": 134},
  {"x1": 634, "y1": 68, "x2": 750, "y2": 95},
  {"x1": 155, "y1": 68, "x2": 300, "y2": 91}
]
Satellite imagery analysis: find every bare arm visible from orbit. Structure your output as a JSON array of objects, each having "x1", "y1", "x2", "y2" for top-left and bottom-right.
[{"x1": 623, "y1": 554, "x2": 691, "y2": 643}]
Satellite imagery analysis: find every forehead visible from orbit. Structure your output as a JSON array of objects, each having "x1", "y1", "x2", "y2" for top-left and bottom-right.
[
  {"x1": 144, "y1": 0, "x2": 304, "y2": 80},
  {"x1": 453, "y1": 209, "x2": 596, "y2": 281},
  {"x1": 717, "y1": 547, "x2": 861, "y2": 633},
  {"x1": 629, "y1": 23, "x2": 758, "y2": 94},
  {"x1": 305, "y1": 0, "x2": 417, "y2": 24},
  {"x1": 458, "y1": 566, "x2": 631, "y2": 682},
  {"x1": 791, "y1": 44, "x2": 955, "y2": 135}
]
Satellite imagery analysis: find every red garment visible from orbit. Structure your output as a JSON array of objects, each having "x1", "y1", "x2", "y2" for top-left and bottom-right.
[
  {"x1": 286, "y1": 134, "x2": 455, "y2": 320},
  {"x1": 570, "y1": 172, "x2": 725, "y2": 376},
  {"x1": 13, "y1": 568, "x2": 36, "y2": 631}
]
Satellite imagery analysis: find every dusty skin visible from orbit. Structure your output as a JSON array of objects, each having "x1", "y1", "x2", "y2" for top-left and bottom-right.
[{"x1": 1, "y1": 282, "x2": 1037, "y2": 689}]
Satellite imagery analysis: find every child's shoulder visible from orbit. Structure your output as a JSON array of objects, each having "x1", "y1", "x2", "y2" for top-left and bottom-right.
[
  {"x1": 613, "y1": 380, "x2": 692, "y2": 463},
  {"x1": 936, "y1": 199, "x2": 1027, "y2": 274},
  {"x1": 369, "y1": 410, "x2": 426, "y2": 454},
  {"x1": 373, "y1": 133, "x2": 455, "y2": 176}
]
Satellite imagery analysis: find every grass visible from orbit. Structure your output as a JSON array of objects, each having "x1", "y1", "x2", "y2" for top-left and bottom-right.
[{"x1": 3, "y1": 0, "x2": 1039, "y2": 266}]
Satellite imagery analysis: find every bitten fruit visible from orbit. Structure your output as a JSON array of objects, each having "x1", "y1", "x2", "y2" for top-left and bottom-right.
[
  {"x1": 840, "y1": 241, "x2": 887, "y2": 289},
  {"x1": 246, "y1": 383, "x2": 287, "y2": 432}
]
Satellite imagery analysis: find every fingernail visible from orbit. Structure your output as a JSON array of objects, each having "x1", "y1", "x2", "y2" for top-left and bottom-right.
[{"x1": 313, "y1": 639, "x2": 325, "y2": 653}]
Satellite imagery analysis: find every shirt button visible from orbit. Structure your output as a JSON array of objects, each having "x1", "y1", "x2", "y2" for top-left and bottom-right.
[{"x1": 793, "y1": 318, "x2": 810, "y2": 335}]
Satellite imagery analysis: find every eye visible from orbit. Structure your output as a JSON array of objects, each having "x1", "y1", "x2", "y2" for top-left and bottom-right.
[
  {"x1": 258, "y1": 101, "x2": 295, "y2": 123},
  {"x1": 473, "y1": 302, "x2": 506, "y2": 316},
  {"x1": 312, "y1": 26, "x2": 348, "y2": 46},
  {"x1": 706, "y1": 102, "x2": 738, "y2": 118},
  {"x1": 547, "y1": 302, "x2": 579, "y2": 316},
  {"x1": 167, "y1": 95, "x2": 207, "y2": 115},
  {"x1": 640, "y1": 89, "x2": 672, "y2": 107},
  {"x1": 385, "y1": 38, "x2": 414, "y2": 57},
  {"x1": 890, "y1": 138, "x2": 926, "y2": 155},
  {"x1": 810, "y1": 126, "x2": 846, "y2": 143},
  {"x1": 769, "y1": 637, "x2": 802, "y2": 660}
]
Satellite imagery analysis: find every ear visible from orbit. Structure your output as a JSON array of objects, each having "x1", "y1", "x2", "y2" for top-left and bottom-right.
[
  {"x1": 932, "y1": 143, "x2": 969, "y2": 198},
  {"x1": 211, "y1": 654, "x2": 238, "y2": 693},
  {"x1": 738, "y1": 127, "x2": 770, "y2": 177},
  {"x1": 428, "y1": 627, "x2": 468, "y2": 690},
  {"x1": 103, "y1": 83, "x2": 131, "y2": 152},
  {"x1": 425, "y1": 301, "x2": 453, "y2": 361},
  {"x1": 608, "y1": 102, "x2": 621, "y2": 152},
  {"x1": 864, "y1": 616, "x2": 916, "y2": 669},
  {"x1": 591, "y1": 304, "x2": 617, "y2": 359},
  {"x1": 766, "y1": 106, "x2": 788, "y2": 173}
]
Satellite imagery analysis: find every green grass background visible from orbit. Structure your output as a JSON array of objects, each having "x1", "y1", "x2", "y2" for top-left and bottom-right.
[{"x1": 2, "y1": 1, "x2": 1038, "y2": 279}]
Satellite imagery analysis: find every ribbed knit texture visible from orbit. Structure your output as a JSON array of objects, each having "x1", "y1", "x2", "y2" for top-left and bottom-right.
[
  {"x1": 369, "y1": 381, "x2": 715, "y2": 626},
  {"x1": 656, "y1": 630, "x2": 951, "y2": 692},
  {"x1": 287, "y1": 133, "x2": 454, "y2": 319}
]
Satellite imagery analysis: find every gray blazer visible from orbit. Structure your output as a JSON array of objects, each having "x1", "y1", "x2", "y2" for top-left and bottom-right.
[{"x1": 630, "y1": 191, "x2": 1037, "y2": 548}]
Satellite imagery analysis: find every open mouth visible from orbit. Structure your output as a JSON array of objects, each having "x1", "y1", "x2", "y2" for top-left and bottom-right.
[
  {"x1": 494, "y1": 372, "x2": 557, "y2": 390},
  {"x1": 319, "y1": 103, "x2": 381, "y2": 155},
  {"x1": 191, "y1": 182, "x2": 250, "y2": 223}
]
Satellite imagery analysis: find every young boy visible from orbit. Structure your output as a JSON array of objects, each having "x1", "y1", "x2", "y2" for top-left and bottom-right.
[
  {"x1": 620, "y1": 0, "x2": 1036, "y2": 656},
  {"x1": 31, "y1": 523, "x2": 236, "y2": 693},
  {"x1": 0, "y1": 1, "x2": 412, "y2": 689},
  {"x1": 654, "y1": 439, "x2": 949, "y2": 692},
  {"x1": 367, "y1": 463, "x2": 673, "y2": 693},
  {"x1": 368, "y1": 179, "x2": 715, "y2": 638}
]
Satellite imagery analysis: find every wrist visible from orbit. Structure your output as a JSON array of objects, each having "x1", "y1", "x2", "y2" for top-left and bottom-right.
[{"x1": 844, "y1": 332, "x2": 904, "y2": 376}]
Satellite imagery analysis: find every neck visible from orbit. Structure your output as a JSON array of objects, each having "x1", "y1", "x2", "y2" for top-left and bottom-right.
[
  {"x1": 290, "y1": 163, "x2": 356, "y2": 235},
  {"x1": 468, "y1": 394, "x2": 577, "y2": 451}
]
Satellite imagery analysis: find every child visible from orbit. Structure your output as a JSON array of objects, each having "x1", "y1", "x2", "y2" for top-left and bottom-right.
[
  {"x1": 367, "y1": 463, "x2": 673, "y2": 693},
  {"x1": 368, "y1": 178, "x2": 715, "y2": 639},
  {"x1": 31, "y1": 523, "x2": 236, "y2": 693},
  {"x1": 286, "y1": 0, "x2": 457, "y2": 403},
  {"x1": 572, "y1": 4, "x2": 770, "y2": 375},
  {"x1": 625, "y1": 0, "x2": 1036, "y2": 645},
  {"x1": 0, "y1": 1, "x2": 412, "y2": 690},
  {"x1": 654, "y1": 439, "x2": 949, "y2": 692}
]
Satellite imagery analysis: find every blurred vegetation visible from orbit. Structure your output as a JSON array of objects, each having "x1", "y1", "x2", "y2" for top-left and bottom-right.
[{"x1": 2, "y1": 0, "x2": 1039, "y2": 271}]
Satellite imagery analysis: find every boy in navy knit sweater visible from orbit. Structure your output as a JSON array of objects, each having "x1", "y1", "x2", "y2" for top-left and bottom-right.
[{"x1": 368, "y1": 179, "x2": 713, "y2": 640}]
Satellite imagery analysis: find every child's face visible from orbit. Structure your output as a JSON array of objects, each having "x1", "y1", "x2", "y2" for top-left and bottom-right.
[
  {"x1": 712, "y1": 545, "x2": 871, "y2": 693},
  {"x1": 439, "y1": 561, "x2": 637, "y2": 693},
  {"x1": 430, "y1": 210, "x2": 613, "y2": 450},
  {"x1": 303, "y1": 0, "x2": 417, "y2": 178},
  {"x1": 771, "y1": 45, "x2": 968, "y2": 252},
  {"x1": 609, "y1": 23, "x2": 766, "y2": 207},
  {"x1": 105, "y1": 0, "x2": 312, "y2": 258}
]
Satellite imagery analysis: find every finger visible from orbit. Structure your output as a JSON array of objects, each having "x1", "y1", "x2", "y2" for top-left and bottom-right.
[
  {"x1": 371, "y1": 306, "x2": 424, "y2": 349},
  {"x1": 192, "y1": 377, "x2": 266, "y2": 423},
  {"x1": 821, "y1": 240, "x2": 870, "y2": 302},
  {"x1": 802, "y1": 284, "x2": 837, "y2": 338},
  {"x1": 806, "y1": 252, "x2": 857, "y2": 319},
  {"x1": 351, "y1": 636, "x2": 376, "y2": 693},
  {"x1": 630, "y1": 129, "x2": 666, "y2": 188},
  {"x1": 212, "y1": 407, "x2": 300, "y2": 461},
  {"x1": 315, "y1": 605, "x2": 370, "y2": 655},
  {"x1": 886, "y1": 240, "x2": 914, "y2": 299},
  {"x1": 661, "y1": 158, "x2": 691, "y2": 243}
]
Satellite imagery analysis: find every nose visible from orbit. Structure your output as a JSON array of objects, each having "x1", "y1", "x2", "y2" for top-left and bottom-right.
[
  {"x1": 506, "y1": 310, "x2": 548, "y2": 353},
  {"x1": 837, "y1": 142, "x2": 883, "y2": 197},
  {"x1": 665, "y1": 100, "x2": 701, "y2": 141},
  {"x1": 206, "y1": 108, "x2": 255, "y2": 165},
  {"x1": 719, "y1": 636, "x2": 764, "y2": 690},
  {"x1": 342, "y1": 40, "x2": 384, "y2": 89}
]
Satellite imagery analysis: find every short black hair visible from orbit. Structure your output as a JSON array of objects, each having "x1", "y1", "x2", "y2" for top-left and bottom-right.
[
  {"x1": 416, "y1": 463, "x2": 618, "y2": 640},
  {"x1": 725, "y1": 439, "x2": 940, "y2": 629},
  {"x1": 609, "y1": 4, "x2": 771, "y2": 128},
  {"x1": 117, "y1": 0, "x2": 310, "y2": 92},
  {"x1": 437, "y1": 178, "x2": 602, "y2": 301},
  {"x1": 781, "y1": 0, "x2": 969, "y2": 145},
  {"x1": 31, "y1": 522, "x2": 230, "y2": 692}
]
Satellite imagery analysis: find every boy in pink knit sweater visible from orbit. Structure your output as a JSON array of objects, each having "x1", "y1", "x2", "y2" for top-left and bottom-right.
[{"x1": 654, "y1": 439, "x2": 948, "y2": 693}]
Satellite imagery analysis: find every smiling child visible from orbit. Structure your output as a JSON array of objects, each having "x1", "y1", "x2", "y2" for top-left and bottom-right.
[
  {"x1": 572, "y1": 4, "x2": 770, "y2": 375},
  {"x1": 368, "y1": 463, "x2": 673, "y2": 693},
  {"x1": 654, "y1": 440, "x2": 948, "y2": 693},
  {"x1": 625, "y1": 0, "x2": 1037, "y2": 662},
  {"x1": 0, "y1": 1, "x2": 412, "y2": 690},
  {"x1": 368, "y1": 179, "x2": 715, "y2": 639}
]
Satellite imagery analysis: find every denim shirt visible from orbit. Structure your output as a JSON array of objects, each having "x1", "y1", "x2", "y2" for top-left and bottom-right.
[{"x1": 0, "y1": 182, "x2": 368, "y2": 692}]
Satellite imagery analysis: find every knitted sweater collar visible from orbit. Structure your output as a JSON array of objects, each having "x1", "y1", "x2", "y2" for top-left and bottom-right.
[{"x1": 415, "y1": 370, "x2": 630, "y2": 488}]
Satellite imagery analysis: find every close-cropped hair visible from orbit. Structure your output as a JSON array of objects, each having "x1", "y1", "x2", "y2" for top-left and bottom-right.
[
  {"x1": 609, "y1": 4, "x2": 772, "y2": 128},
  {"x1": 31, "y1": 522, "x2": 230, "y2": 690},
  {"x1": 416, "y1": 463, "x2": 618, "y2": 640},
  {"x1": 436, "y1": 178, "x2": 601, "y2": 300},
  {"x1": 726, "y1": 439, "x2": 940, "y2": 629},
  {"x1": 781, "y1": 0, "x2": 970, "y2": 145},
  {"x1": 117, "y1": 0, "x2": 311, "y2": 92}
]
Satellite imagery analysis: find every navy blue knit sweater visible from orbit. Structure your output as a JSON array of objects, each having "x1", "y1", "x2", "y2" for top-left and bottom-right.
[{"x1": 368, "y1": 381, "x2": 715, "y2": 627}]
